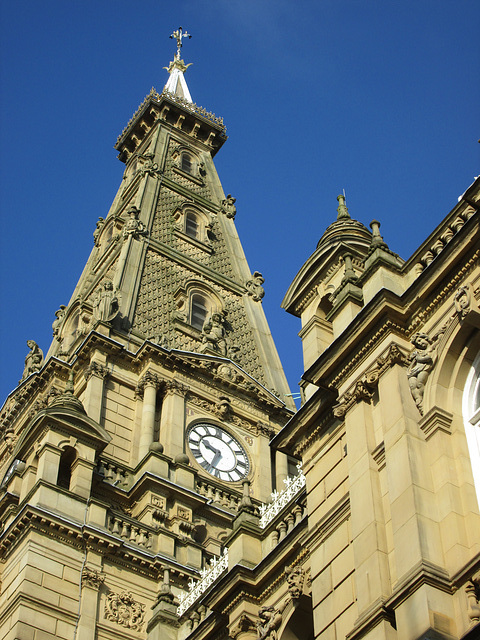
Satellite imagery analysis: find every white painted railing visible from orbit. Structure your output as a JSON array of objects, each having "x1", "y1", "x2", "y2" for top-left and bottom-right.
[
  {"x1": 177, "y1": 549, "x2": 228, "y2": 617},
  {"x1": 259, "y1": 463, "x2": 306, "y2": 529}
]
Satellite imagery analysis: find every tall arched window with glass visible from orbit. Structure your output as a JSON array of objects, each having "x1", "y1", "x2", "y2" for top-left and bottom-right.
[{"x1": 463, "y1": 352, "x2": 480, "y2": 508}]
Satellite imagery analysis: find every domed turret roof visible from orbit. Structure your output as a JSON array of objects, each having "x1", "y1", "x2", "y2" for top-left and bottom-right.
[{"x1": 316, "y1": 195, "x2": 371, "y2": 254}]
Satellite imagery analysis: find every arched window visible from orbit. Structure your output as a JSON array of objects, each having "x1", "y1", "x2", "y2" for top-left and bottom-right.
[
  {"x1": 190, "y1": 294, "x2": 209, "y2": 330},
  {"x1": 185, "y1": 212, "x2": 199, "y2": 239},
  {"x1": 57, "y1": 446, "x2": 77, "y2": 490},
  {"x1": 181, "y1": 153, "x2": 193, "y2": 174},
  {"x1": 463, "y1": 352, "x2": 480, "y2": 508}
]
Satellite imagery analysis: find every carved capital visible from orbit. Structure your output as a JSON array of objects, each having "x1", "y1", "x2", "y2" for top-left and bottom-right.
[
  {"x1": 136, "y1": 371, "x2": 161, "y2": 397},
  {"x1": 84, "y1": 361, "x2": 109, "y2": 381},
  {"x1": 164, "y1": 379, "x2": 189, "y2": 397},
  {"x1": 82, "y1": 567, "x2": 105, "y2": 589}
]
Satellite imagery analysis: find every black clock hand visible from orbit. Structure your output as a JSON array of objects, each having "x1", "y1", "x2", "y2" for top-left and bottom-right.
[{"x1": 211, "y1": 450, "x2": 222, "y2": 468}]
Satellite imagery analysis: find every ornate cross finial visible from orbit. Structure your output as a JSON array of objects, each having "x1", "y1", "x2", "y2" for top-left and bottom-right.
[{"x1": 170, "y1": 26, "x2": 192, "y2": 59}]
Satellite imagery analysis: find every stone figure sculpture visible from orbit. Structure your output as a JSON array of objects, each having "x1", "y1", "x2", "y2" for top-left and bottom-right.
[
  {"x1": 221, "y1": 194, "x2": 237, "y2": 219},
  {"x1": 256, "y1": 604, "x2": 283, "y2": 640},
  {"x1": 123, "y1": 205, "x2": 146, "y2": 240},
  {"x1": 93, "y1": 281, "x2": 119, "y2": 322},
  {"x1": 52, "y1": 305, "x2": 67, "y2": 340},
  {"x1": 200, "y1": 313, "x2": 227, "y2": 356},
  {"x1": 93, "y1": 217, "x2": 105, "y2": 246},
  {"x1": 21, "y1": 340, "x2": 44, "y2": 381},
  {"x1": 407, "y1": 333, "x2": 435, "y2": 412},
  {"x1": 246, "y1": 271, "x2": 265, "y2": 301}
]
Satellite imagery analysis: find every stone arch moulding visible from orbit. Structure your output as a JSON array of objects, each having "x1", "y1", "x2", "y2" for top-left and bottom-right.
[
  {"x1": 172, "y1": 201, "x2": 212, "y2": 244},
  {"x1": 424, "y1": 313, "x2": 480, "y2": 418},
  {"x1": 463, "y1": 350, "x2": 480, "y2": 508}
]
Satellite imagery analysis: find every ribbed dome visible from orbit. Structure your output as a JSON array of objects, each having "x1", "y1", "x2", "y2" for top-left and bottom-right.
[
  {"x1": 49, "y1": 373, "x2": 86, "y2": 414},
  {"x1": 316, "y1": 195, "x2": 372, "y2": 253}
]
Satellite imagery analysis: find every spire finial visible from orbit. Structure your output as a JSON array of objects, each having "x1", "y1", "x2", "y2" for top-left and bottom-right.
[
  {"x1": 336, "y1": 194, "x2": 351, "y2": 221},
  {"x1": 170, "y1": 26, "x2": 192, "y2": 60}
]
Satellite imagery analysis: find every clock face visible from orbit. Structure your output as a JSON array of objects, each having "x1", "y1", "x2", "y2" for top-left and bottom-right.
[{"x1": 188, "y1": 423, "x2": 249, "y2": 482}]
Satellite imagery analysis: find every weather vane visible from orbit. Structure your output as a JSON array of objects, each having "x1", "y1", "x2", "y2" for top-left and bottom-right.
[{"x1": 170, "y1": 27, "x2": 192, "y2": 59}]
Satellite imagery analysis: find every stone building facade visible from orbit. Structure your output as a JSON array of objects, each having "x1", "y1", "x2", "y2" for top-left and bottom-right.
[{"x1": 1, "y1": 39, "x2": 479, "y2": 640}]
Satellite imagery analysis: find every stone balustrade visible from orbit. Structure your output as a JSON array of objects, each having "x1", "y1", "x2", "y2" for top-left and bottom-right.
[
  {"x1": 268, "y1": 501, "x2": 305, "y2": 550},
  {"x1": 97, "y1": 458, "x2": 130, "y2": 488},
  {"x1": 196, "y1": 479, "x2": 242, "y2": 511},
  {"x1": 107, "y1": 513, "x2": 153, "y2": 550}
]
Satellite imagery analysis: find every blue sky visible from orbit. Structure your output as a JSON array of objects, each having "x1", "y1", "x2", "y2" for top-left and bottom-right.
[{"x1": 1, "y1": 1, "x2": 479, "y2": 404}]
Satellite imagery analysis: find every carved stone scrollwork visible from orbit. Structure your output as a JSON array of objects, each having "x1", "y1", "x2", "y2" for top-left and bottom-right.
[
  {"x1": 333, "y1": 344, "x2": 409, "y2": 418},
  {"x1": 82, "y1": 567, "x2": 105, "y2": 589},
  {"x1": 221, "y1": 194, "x2": 237, "y2": 219},
  {"x1": 20, "y1": 340, "x2": 44, "y2": 382},
  {"x1": 246, "y1": 271, "x2": 265, "y2": 302},
  {"x1": 137, "y1": 151, "x2": 160, "y2": 178},
  {"x1": 105, "y1": 590, "x2": 146, "y2": 630}
]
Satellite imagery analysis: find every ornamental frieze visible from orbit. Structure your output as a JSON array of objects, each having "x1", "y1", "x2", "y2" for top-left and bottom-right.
[{"x1": 105, "y1": 590, "x2": 146, "y2": 630}]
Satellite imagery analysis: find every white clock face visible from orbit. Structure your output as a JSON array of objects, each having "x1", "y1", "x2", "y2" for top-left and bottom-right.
[{"x1": 188, "y1": 423, "x2": 249, "y2": 482}]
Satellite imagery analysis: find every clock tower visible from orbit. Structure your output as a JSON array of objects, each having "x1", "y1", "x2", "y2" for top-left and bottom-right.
[{"x1": 0, "y1": 30, "x2": 295, "y2": 640}]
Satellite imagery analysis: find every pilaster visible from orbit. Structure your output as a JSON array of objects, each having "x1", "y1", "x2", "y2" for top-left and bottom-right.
[{"x1": 160, "y1": 380, "x2": 188, "y2": 460}]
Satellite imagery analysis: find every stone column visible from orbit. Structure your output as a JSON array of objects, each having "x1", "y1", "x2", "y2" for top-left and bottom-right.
[
  {"x1": 36, "y1": 442, "x2": 62, "y2": 484},
  {"x1": 75, "y1": 564, "x2": 105, "y2": 640},
  {"x1": 138, "y1": 371, "x2": 160, "y2": 461},
  {"x1": 160, "y1": 381, "x2": 188, "y2": 460}
]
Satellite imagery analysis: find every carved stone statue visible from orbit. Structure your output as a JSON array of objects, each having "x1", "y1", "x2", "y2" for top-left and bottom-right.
[
  {"x1": 256, "y1": 604, "x2": 283, "y2": 640},
  {"x1": 21, "y1": 340, "x2": 44, "y2": 381},
  {"x1": 221, "y1": 194, "x2": 237, "y2": 219},
  {"x1": 200, "y1": 313, "x2": 227, "y2": 356},
  {"x1": 246, "y1": 271, "x2": 265, "y2": 301},
  {"x1": 93, "y1": 217, "x2": 105, "y2": 246},
  {"x1": 123, "y1": 205, "x2": 146, "y2": 240},
  {"x1": 407, "y1": 333, "x2": 435, "y2": 412},
  {"x1": 52, "y1": 305, "x2": 67, "y2": 340},
  {"x1": 93, "y1": 281, "x2": 119, "y2": 322}
]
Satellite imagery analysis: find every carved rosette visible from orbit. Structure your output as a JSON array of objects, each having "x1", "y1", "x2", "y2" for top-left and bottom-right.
[
  {"x1": 105, "y1": 590, "x2": 146, "y2": 631},
  {"x1": 82, "y1": 567, "x2": 105, "y2": 590}
]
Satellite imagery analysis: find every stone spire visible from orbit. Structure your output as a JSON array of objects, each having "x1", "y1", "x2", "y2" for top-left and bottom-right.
[
  {"x1": 163, "y1": 27, "x2": 193, "y2": 102},
  {"x1": 336, "y1": 194, "x2": 351, "y2": 220}
]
